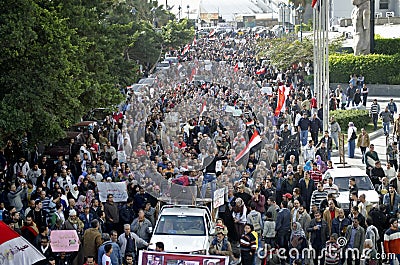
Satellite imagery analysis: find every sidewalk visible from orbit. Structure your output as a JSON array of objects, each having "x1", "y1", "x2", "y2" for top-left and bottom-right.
[{"x1": 330, "y1": 127, "x2": 392, "y2": 169}]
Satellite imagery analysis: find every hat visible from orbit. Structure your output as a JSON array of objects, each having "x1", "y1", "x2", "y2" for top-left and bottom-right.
[
  {"x1": 69, "y1": 209, "x2": 77, "y2": 216},
  {"x1": 82, "y1": 172, "x2": 88, "y2": 177},
  {"x1": 348, "y1": 122, "x2": 354, "y2": 126},
  {"x1": 283, "y1": 193, "x2": 293, "y2": 199},
  {"x1": 106, "y1": 177, "x2": 112, "y2": 181}
]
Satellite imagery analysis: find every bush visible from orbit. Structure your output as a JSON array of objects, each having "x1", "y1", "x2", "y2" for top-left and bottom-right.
[
  {"x1": 329, "y1": 53, "x2": 400, "y2": 84},
  {"x1": 374, "y1": 38, "x2": 400, "y2": 55},
  {"x1": 329, "y1": 109, "x2": 370, "y2": 132}
]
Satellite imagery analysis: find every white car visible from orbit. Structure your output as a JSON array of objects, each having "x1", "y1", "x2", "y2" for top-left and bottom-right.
[
  {"x1": 323, "y1": 167, "x2": 380, "y2": 210},
  {"x1": 149, "y1": 205, "x2": 215, "y2": 254}
]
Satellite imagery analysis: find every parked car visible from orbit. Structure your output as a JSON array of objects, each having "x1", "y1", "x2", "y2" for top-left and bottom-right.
[
  {"x1": 138, "y1": 77, "x2": 156, "y2": 86},
  {"x1": 323, "y1": 167, "x2": 380, "y2": 211},
  {"x1": 164, "y1": 56, "x2": 179, "y2": 65},
  {"x1": 82, "y1": 108, "x2": 109, "y2": 124},
  {"x1": 155, "y1": 61, "x2": 171, "y2": 71},
  {"x1": 149, "y1": 205, "x2": 215, "y2": 254}
]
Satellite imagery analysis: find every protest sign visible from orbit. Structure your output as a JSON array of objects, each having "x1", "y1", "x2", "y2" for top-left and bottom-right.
[
  {"x1": 97, "y1": 182, "x2": 128, "y2": 202},
  {"x1": 50, "y1": 230, "x2": 79, "y2": 252},
  {"x1": 213, "y1": 188, "x2": 225, "y2": 209},
  {"x1": 139, "y1": 251, "x2": 228, "y2": 265}
]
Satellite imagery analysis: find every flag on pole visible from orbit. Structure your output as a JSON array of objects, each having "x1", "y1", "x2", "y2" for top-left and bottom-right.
[
  {"x1": 190, "y1": 67, "x2": 197, "y2": 82},
  {"x1": 312, "y1": 0, "x2": 319, "y2": 8},
  {"x1": 246, "y1": 120, "x2": 254, "y2": 127},
  {"x1": 199, "y1": 100, "x2": 207, "y2": 116},
  {"x1": 192, "y1": 36, "x2": 197, "y2": 46},
  {"x1": 235, "y1": 129, "x2": 262, "y2": 163},
  {"x1": 0, "y1": 221, "x2": 46, "y2": 265},
  {"x1": 275, "y1": 85, "x2": 286, "y2": 116},
  {"x1": 256, "y1": 68, "x2": 266, "y2": 75},
  {"x1": 199, "y1": 100, "x2": 207, "y2": 123},
  {"x1": 181, "y1": 44, "x2": 191, "y2": 55},
  {"x1": 209, "y1": 29, "x2": 215, "y2": 38},
  {"x1": 234, "y1": 63, "x2": 239, "y2": 72}
]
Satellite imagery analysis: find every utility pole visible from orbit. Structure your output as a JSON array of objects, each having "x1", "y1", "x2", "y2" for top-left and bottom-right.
[{"x1": 313, "y1": 0, "x2": 330, "y2": 132}]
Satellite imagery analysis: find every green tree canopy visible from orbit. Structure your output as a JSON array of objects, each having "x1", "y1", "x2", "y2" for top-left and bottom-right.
[{"x1": 0, "y1": 0, "x2": 193, "y2": 146}]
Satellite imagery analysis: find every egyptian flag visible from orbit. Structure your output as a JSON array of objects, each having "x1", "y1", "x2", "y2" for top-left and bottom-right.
[
  {"x1": 246, "y1": 120, "x2": 254, "y2": 127},
  {"x1": 0, "y1": 221, "x2": 46, "y2": 264},
  {"x1": 209, "y1": 29, "x2": 215, "y2": 38},
  {"x1": 192, "y1": 36, "x2": 197, "y2": 46},
  {"x1": 312, "y1": 0, "x2": 320, "y2": 9},
  {"x1": 235, "y1": 129, "x2": 262, "y2": 163},
  {"x1": 190, "y1": 67, "x2": 197, "y2": 82},
  {"x1": 256, "y1": 68, "x2": 266, "y2": 75},
  {"x1": 181, "y1": 44, "x2": 191, "y2": 55},
  {"x1": 234, "y1": 63, "x2": 239, "y2": 72},
  {"x1": 275, "y1": 85, "x2": 286, "y2": 116},
  {"x1": 199, "y1": 100, "x2": 207, "y2": 116}
]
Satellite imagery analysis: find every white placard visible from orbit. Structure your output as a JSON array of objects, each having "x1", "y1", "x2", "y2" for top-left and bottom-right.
[
  {"x1": 97, "y1": 182, "x2": 128, "y2": 202},
  {"x1": 213, "y1": 188, "x2": 225, "y2": 209}
]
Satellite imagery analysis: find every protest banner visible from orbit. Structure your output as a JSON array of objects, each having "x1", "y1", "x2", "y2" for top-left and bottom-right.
[
  {"x1": 138, "y1": 251, "x2": 228, "y2": 265},
  {"x1": 261, "y1": 86, "x2": 273, "y2": 96},
  {"x1": 97, "y1": 182, "x2": 128, "y2": 202},
  {"x1": 49, "y1": 230, "x2": 80, "y2": 252},
  {"x1": 213, "y1": 188, "x2": 225, "y2": 209}
]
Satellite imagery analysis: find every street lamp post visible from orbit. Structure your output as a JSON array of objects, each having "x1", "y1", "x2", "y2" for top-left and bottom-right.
[
  {"x1": 278, "y1": 3, "x2": 287, "y2": 36},
  {"x1": 187, "y1": 5, "x2": 190, "y2": 20},
  {"x1": 178, "y1": 5, "x2": 181, "y2": 20},
  {"x1": 296, "y1": 5, "x2": 304, "y2": 41}
]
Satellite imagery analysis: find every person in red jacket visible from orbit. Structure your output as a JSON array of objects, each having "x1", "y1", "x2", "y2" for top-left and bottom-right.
[{"x1": 384, "y1": 218, "x2": 400, "y2": 265}]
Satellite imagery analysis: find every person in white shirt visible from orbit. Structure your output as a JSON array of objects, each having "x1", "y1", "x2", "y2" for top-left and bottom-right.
[
  {"x1": 323, "y1": 177, "x2": 339, "y2": 198},
  {"x1": 385, "y1": 163, "x2": 397, "y2": 179},
  {"x1": 303, "y1": 140, "x2": 316, "y2": 162},
  {"x1": 347, "y1": 122, "x2": 357, "y2": 158},
  {"x1": 102, "y1": 243, "x2": 113, "y2": 265}
]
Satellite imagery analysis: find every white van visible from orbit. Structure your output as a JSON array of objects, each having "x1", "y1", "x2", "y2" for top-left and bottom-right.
[{"x1": 149, "y1": 205, "x2": 215, "y2": 254}]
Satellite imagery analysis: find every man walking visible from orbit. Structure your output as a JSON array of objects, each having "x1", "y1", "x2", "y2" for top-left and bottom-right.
[
  {"x1": 345, "y1": 217, "x2": 365, "y2": 265},
  {"x1": 307, "y1": 210, "x2": 329, "y2": 265},
  {"x1": 384, "y1": 218, "x2": 400, "y2": 265},
  {"x1": 370, "y1": 99, "x2": 380, "y2": 131}
]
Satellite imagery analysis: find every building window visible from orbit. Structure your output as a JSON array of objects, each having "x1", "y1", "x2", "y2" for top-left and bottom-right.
[{"x1": 379, "y1": 0, "x2": 389, "y2": 9}]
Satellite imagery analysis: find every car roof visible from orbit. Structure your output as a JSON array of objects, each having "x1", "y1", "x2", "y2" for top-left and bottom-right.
[
  {"x1": 324, "y1": 167, "x2": 367, "y2": 178},
  {"x1": 160, "y1": 205, "x2": 210, "y2": 217},
  {"x1": 72, "y1": 121, "x2": 96, "y2": 127}
]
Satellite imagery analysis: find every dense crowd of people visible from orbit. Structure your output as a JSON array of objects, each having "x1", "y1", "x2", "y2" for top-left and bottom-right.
[{"x1": 0, "y1": 27, "x2": 400, "y2": 265}]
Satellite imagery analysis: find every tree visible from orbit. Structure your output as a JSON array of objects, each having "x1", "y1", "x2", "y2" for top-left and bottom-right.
[
  {"x1": 0, "y1": 0, "x2": 85, "y2": 144},
  {"x1": 257, "y1": 35, "x2": 343, "y2": 71}
]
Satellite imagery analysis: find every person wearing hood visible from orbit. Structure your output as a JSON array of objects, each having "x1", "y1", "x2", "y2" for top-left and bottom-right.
[
  {"x1": 289, "y1": 222, "x2": 307, "y2": 264},
  {"x1": 68, "y1": 184, "x2": 80, "y2": 201},
  {"x1": 62, "y1": 209, "x2": 84, "y2": 236},
  {"x1": 315, "y1": 155, "x2": 327, "y2": 173}
]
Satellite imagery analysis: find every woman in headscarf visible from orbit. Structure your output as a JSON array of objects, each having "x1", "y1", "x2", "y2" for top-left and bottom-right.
[
  {"x1": 75, "y1": 195, "x2": 88, "y2": 213},
  {"x1": 315, "y1": 155, "x2": 327, "y2": 173},
  {"x1": 289, "y1": 222, "x2": 307, "y2": 264},
  {"x1": 68, "y1": 184, "x2": 80, "y2": 201}
]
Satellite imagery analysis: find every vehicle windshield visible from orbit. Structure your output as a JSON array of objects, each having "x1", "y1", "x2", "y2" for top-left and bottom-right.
[
  {"x1": 334, "y1": 176, "x2": 374, "y2": 191},
  {"x1": 154, "y1": 215, "x2": 205, "y2": 236}
]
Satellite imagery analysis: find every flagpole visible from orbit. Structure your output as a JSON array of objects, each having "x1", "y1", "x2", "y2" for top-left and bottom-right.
[{"x1": 323, "y1": 0, "x2": 330, "y2": 132}]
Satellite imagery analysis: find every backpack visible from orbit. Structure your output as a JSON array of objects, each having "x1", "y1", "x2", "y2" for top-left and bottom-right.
[{"x1": 350, "y1": 129, "x2": 357, "y2": 141}]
